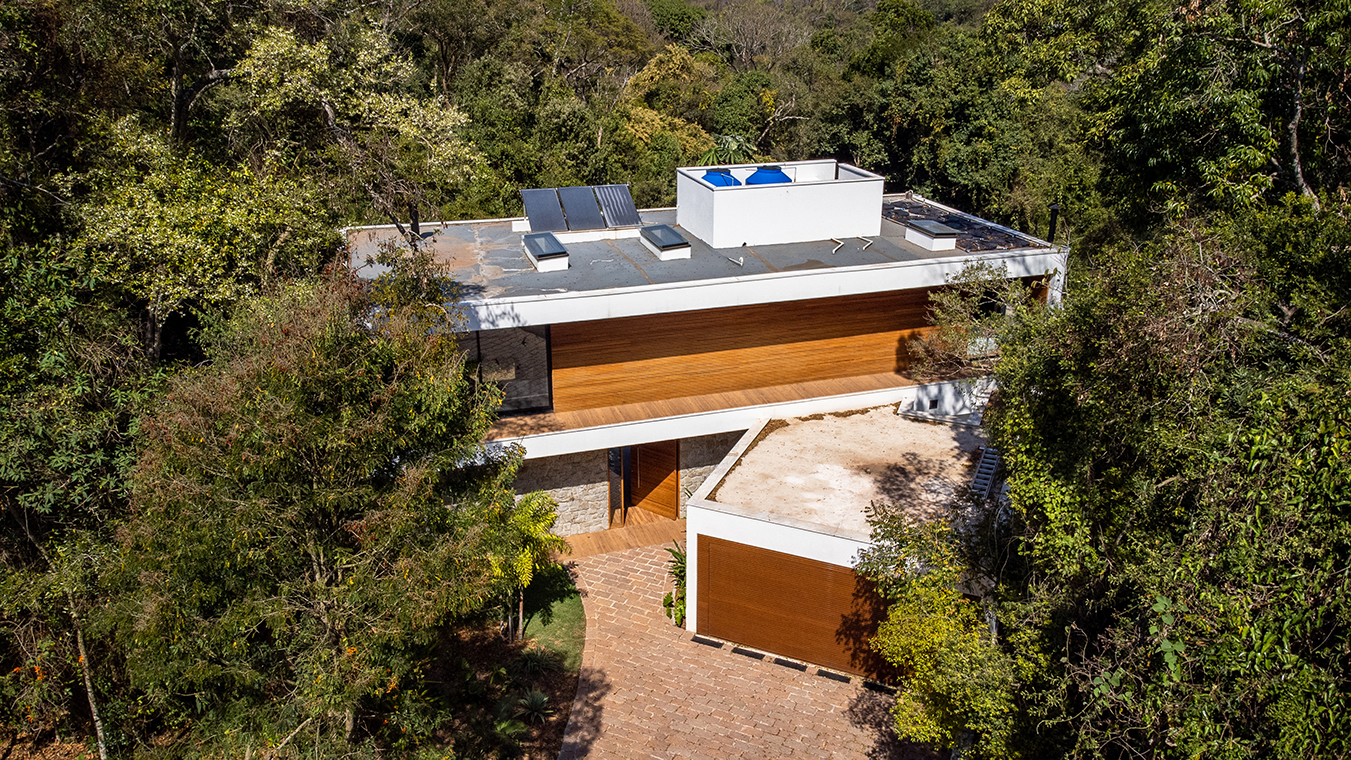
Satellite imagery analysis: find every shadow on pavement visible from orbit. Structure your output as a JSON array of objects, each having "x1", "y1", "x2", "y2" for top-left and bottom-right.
[
  {"x1": 556, "y1": 666, "x2": 612, "y2": 760},
  {"x1": 847, "y1": 688, "x2": 941, "y2": 760}
]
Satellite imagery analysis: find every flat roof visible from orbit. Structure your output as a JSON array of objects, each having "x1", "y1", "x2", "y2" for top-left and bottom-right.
[
  {"x1": 705, "y1": 406, "x2": 985, "y2": 539},
  {"x1": 345, "y1": 193, "x2": 1050, "y2": 305}
]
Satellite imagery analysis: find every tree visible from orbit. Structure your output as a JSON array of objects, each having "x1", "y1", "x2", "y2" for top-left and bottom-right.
[
  {"x1": 858, "y1": 506, "x2": 1017, "y2": 759},
  {"x1": 0, "y1": 233, "x2": 149, "y2": 748},
  {"x1": 895, "y1": 196, "x2": 1351, "y2": 758},
  {"x1": 76, "y1": 119, "x2": 335, "y2": 361},
  {"x1": 106, "y1": 252, "x2": 564, "y2": 749},
  {"x1": 228, "y1": 24, "x2": 483, "y2": 238}
]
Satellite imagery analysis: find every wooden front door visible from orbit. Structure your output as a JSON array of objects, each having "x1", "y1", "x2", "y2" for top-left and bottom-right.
[
  {"x1": 609, "y1": 440, "x2": 680, "y2": 527},
  {"x1": 633, "y1": 439, "x2": 680, "y2": 520}
]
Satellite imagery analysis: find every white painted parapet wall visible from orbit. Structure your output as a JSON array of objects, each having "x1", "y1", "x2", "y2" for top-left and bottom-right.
[{"x1": 676, "y1": 160, "x2": 884, "y2": 249}]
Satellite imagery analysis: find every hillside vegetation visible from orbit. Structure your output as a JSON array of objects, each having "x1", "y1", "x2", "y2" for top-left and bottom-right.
[{"x1": 2, "y1": 0, "x2": 1348, "y2": 757}]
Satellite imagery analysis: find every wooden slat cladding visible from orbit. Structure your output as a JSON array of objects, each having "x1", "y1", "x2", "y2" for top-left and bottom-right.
[
  {"x1": 549, "y1": 289, "x2": 937, "y2": 412},
  {"x1": 633, "y1": 440, "x2": 680, "y2": 520},
  {"x1": 697, "y1": 536, "x2": 895, "y2": 679}
]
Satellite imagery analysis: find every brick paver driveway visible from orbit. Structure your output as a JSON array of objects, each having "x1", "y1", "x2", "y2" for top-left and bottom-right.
[{"x1": 557, "y1": 544, "x2": 922, "y2": 759}]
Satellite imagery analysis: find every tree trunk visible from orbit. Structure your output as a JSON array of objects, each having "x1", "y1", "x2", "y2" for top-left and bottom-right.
[
  {"x1": 170, "y1": 67, "x2": 232, "y2": 148},
  {"x1": 68, "y1": 594, "x2": 108, "y2": 760},
  {"x1": 143, "y1": 308, "x2": 163, "y2": 364},
  {"x1": 1286, "y1": 58, "x2": 1320, "y2": 210}
]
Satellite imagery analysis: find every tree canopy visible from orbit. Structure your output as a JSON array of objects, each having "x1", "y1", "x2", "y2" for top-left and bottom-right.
[{"x1": 2, "y1": 0, "x2": 1349, "y2": 755}]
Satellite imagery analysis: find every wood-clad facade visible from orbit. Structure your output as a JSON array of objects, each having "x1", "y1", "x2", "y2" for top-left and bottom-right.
[
  {"x1": 547, "y1": 288, "x2": 938, "y2": 413},
  {"x1": 696, "y1": 536, "x2": 894, "y2": 678}
]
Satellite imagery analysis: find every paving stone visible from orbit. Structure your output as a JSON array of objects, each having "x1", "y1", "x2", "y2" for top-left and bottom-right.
[{"x1": 555, "y1": 544, "x2": 916, "y2": 759}]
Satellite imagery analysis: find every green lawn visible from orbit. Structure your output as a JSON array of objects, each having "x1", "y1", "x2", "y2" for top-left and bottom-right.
[{"x1": 521, "y1": 563, "x2": 585, "y2": 672}]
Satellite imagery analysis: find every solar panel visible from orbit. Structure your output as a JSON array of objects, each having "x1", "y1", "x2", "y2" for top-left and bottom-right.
[
  {"x1": 557, "y1": 186, "x2": 606, "y2": 230},
  {"x1": 520, "y1": 188, "x2": 566, "y2": 232},
  {"x1": 594, "y1": 184, "x2": 642, "y2": 227}
]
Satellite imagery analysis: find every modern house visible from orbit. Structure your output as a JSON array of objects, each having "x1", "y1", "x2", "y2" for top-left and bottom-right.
[{"x1": 346, "y1": 159, "x2": 1065, "y2": 676}]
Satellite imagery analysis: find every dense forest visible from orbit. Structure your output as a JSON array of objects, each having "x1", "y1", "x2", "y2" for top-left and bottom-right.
[{"x1": 1, "y1": 0, "x2": 1348, "y2": 757}]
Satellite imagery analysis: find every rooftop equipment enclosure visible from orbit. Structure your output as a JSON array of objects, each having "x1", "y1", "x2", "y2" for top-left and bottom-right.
[{"x1": 676, "y1": 160, "x2": 884, "y2": 249}]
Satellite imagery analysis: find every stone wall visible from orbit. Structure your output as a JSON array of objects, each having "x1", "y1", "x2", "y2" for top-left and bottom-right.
[
  {"x1": 678, "y1": 431, "x2": 745, "y2": 516},
  {"x1": 514, "y1": 449, "x2": 609, "y2": 536},
  {"x1": 515, "y1": 433, "x2": 743, "y2": 531}
]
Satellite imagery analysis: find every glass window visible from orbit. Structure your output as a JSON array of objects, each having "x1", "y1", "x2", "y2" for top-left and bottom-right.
[{"x1": 466, "y1": 326, "x2": 551, "y2": 413}]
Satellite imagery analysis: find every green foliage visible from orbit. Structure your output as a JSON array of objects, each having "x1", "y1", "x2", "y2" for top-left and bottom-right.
[
  {"x1": 645, "y1": 0, "x2": 706, "y2": 40},
  {"x1": 77, "y1": 120, "x2": 336, "y2": 357},
  {"x1": 906, "y1": 261, "x2": 1044, "y2": 381},
  {"x1": 0, "y1": 228, "x2": 152, "y2": 737},
  {"x1": 859, "y1": 510, "x2": 1016, "y2": 758},
  {"x1": 661, "y1": 541, "x2": 686, "y2": 627},
  {"x1": 848, "y1": 0, "x2": 935, "y2": 77},
  {"x1": 104, "y1": 252, "x2": 563, "y2": 746},
  {"x1": 698, "y1": 134, "x2": 755, "y2": 165},
  {"x1": 514, "y1": 689, "x2": 553, "y2": 724},
  {"x1": 982, "y1": 199, "x2": 1351, "y2": 757}
]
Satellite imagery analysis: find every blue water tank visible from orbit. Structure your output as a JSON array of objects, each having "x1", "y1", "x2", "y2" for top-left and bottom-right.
[
  {"x1": 702, "y1": 168, "x2": 741, "y2": 186},
  {"x1": 745, "y1": 165, "x2": 791, "y2": 185}
]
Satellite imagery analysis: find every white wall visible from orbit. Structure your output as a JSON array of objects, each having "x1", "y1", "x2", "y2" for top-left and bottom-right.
[
  {"x1": 675, "y1": 172, "x2": 715, "y2": 246},
  {"x1": 911, "y1": 376, "x2": 996, "y2": 416},
  {"x1": 675, "y1": 160, "x2": 884, "y2": 249}
]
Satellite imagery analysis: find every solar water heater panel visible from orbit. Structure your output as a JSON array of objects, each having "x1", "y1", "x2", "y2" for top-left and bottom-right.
[
  {"x1": 595, "y1": 184, "x2": 643, "y2": 227},
  {"x1": 557, "y1": 186, "x2": 606, "y2": 230},
  {"x1": 520, "y1": 188, "x2": 566, "y2": 232}
]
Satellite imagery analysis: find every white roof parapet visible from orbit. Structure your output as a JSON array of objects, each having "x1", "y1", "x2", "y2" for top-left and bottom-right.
[{"x1": 676, "y1": 159, "x2": 884, "y2": 249}]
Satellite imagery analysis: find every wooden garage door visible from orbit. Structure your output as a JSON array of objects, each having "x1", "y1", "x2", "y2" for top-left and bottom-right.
[
  {"x1": 697, "y1": 535, "x2": 894, "y2": 678},
  {"x1": 548, "y1": 289, "x2": 937, "y2": 413}
]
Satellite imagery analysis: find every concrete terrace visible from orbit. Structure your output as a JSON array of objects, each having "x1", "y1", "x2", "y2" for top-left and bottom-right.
[{"x1": 704, "y1": 406, "x2": 985, "y2": 539}]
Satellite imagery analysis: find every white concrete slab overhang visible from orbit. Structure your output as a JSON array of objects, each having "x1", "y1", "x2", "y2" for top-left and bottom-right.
[{"x1": 458, "y1": 246, "x2": 1067, "y2": 331}]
